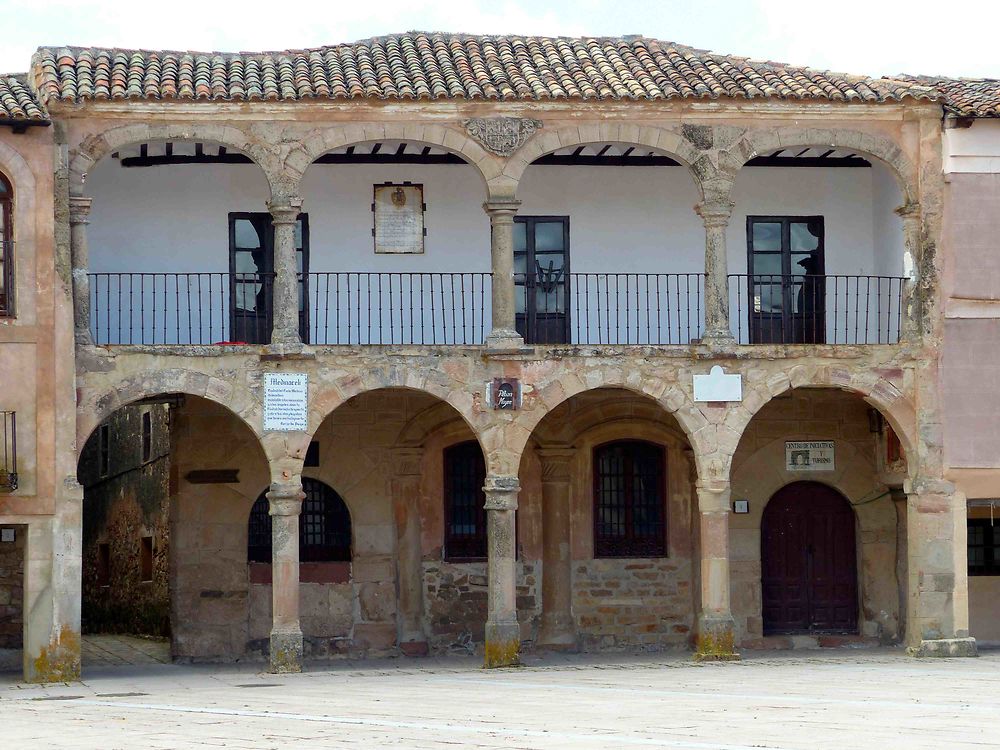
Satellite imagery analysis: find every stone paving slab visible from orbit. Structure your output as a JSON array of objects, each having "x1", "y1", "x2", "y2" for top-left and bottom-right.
[{"x1": 1, "y1": 648, "x2": 997, "y2": 749}]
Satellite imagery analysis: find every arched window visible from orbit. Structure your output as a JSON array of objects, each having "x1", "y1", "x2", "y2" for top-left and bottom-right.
[
  {"x1": 246, "y1": 478, "x2": 352, "y2": 563},
  {"x1": 444, "y1": 440, "x2": 487, "y2": 560},
  {"x1": 593, "y1": 440, "x2": 667, "y2": 558},
  {"x1": 0, "y1": 172, "x2": 12, "y2": 316}
]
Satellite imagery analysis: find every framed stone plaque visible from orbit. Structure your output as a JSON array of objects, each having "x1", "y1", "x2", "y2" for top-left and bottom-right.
[
  {"x1": 263, "y1": 372, "x2": 308, "y2": 432},
  {"x1": 785, "y1": 441, "x2": 835, "y2": 472},
  {"x1": 373, "y1": 183, "x2": 425, "y2": 254}
]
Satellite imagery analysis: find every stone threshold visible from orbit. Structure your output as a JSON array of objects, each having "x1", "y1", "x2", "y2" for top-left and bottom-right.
[{"x1": 742, "y1": 634, "x2": 881, "y2": 651}]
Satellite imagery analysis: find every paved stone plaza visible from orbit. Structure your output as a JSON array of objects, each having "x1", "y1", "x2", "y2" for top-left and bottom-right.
[{"x1": 1, "y1": 649, "x2": 997, "y2": 749}]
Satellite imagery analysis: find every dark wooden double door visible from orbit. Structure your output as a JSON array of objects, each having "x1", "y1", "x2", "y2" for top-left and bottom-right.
[{"x1": 761, "y1": 481, "x2": 858, "y2": 634}]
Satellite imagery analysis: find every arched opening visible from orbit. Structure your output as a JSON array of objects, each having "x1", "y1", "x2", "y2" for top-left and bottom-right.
[
  {"x1": 520, "y1": 387, "x2": 696, "y2": 651},
  {"x1": 83, "y1": 139, "x2": 275, "y2": 345},
  {"x1": 298, "y1": 140, "x2": 492, "y2": 345},
  {"x1": 0, "y1": 170, "x2": 13, "y2": 316},
  {"x1": 761, "y1": 481, "x2": 858, "y2": 634},
  {"x1": 77, "y1": 393, "x2": 269, "y2": 669},
  {"x1": 731, "y1": 387, "x2": 907, "y2": 649},
  {"x1": 517, "y1": 142, "x2": 704, "y2": 345},
  {"x1": 729, "y1": 148, "x2": 907, "y2": 344}
]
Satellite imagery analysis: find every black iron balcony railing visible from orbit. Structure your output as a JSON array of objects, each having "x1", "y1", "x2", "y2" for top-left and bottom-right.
[
  {"x1": 729, "y1": 274, "x2": 907, "y2": 345},
  {"x1": 1, "y1": 410, "x2": 16, "y2": 492},
  {"x1": 307, "y1": 272, "x2": 491, "y2": 345},
  {"x1": 90, "y1": 272, "x2": 275, "y2": 345},
  {"x1": 515, "y1": 272, "x2": 705, "y2": 345}
]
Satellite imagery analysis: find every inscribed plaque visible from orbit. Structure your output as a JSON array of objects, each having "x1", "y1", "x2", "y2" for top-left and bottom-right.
[
  {"x1": 785, "y1": 441, "x2": 835, "y2": 472},
  {"x1": 374, "y1": 183, "x2": 424, "y2": 254},
  {"x1": 263, "y1": 372, "x2": 308, "y2": 431}
]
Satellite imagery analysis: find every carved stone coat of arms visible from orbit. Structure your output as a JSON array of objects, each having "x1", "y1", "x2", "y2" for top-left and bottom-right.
[{"x1": 463, "y1": 117, "x2": 543, "y2": 157}]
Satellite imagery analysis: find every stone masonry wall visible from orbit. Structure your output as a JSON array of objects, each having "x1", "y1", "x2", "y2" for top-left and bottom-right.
[{"x1": 0, "y1": 524, "x2": 25, "y2": 669}]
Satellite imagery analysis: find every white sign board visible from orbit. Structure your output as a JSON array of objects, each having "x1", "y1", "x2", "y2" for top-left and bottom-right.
[
  {"x1": 693, "y1": 365, "x2": 743, "y2": 402},
  {"x1": 263, "y1": 373, "x2": 308, "y2": 432},
  {"x1": 785, "y1": 441, "x2": 835, "y2": 472}
]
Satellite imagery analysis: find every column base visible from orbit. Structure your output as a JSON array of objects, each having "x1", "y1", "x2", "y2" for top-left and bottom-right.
[
  {"x1": 907, "y1": 637, "x2": 978, "y2": 658},
  {"x1": 269, "y1": 628, "x2": 304, "y2": 673},
  {"x1": 261, "y1": 340, "x2": 315, "y2": 360},
  {"x1": 484, "y1": 328, "x2": 528, "y2": 354},
  {"x1": 694, "y1": 615, "x2": 740, "y2": 662},
  {"x1": 25, "y1": 625, "x2": 82, "y2": 683},
  {"x1": 484, "y1": 620, "x2": 521, "y2": 668},
  {"x1": 698, "y1": 330, "x2": 737, "y2": 352},
  {"x1": 537, "y1": 613, "x2": 577, "y2": 650}
]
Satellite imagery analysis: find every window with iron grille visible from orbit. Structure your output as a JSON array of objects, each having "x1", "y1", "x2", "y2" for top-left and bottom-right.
[
  {"x1": 968, "y1": 519, "x2": 1000, "y2": 576},
  {"x1": 0, "y1": 171, "x2": 12, "y2": 317},
  {"x1": 593, "y1": 441, "x2": 667, "y2": 558},
  {"x1": 247, "y1": 478, "x2": 352, "y2": 564},
  {"x1": 444, "y1": 441, "x2": 487, "y2": 560},
  {"x1": 0, "y1": 411, "x2": 16, "y2": 492}
]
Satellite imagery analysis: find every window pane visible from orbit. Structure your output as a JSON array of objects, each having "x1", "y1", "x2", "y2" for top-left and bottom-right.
[
  {"x1": 294, "y1": 219, "x2": 304, "y2": 249},
  {"x1": 513, "y1": 221, "x2": 527, "y2": 253},
  {"x1": 790, "y1": 220, "x2": 821, "y2": 252},
  {"x1": 234, "y1": 219, "x2": 261, "y2": 249},
  {"x1": 753, "y1": 281, "x2": 783, "y2": 313},
  {"x1": 752, "y1": 253, "x2": 782, "y2": 277},
  {"x1": 752, "y1": 222, "x2": 781, "y2": 252},
  {"x1": 534, "y1": 222, "x2": 565, "y2": 252}
]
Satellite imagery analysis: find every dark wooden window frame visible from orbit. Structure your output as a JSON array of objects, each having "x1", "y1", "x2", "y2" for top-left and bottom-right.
[
  {"x1": 247, "y1": 478, "x2": 352, "y2": 564},
  {"x1": 514, "y1": 215, "x2": 571, "y2": 345},
  {"x1": 592, "y1": 440, "x2": 668, "y2": 558},
  {"x1": 746, "y1": 215, "x2": 826, "y2": 344},
  {"x1": 968, "y1": 518, "x2": 1000, "y2": 576},
  {"x1": 443, "y1": 440, "x2": 488, "y2": 562},
  {"x1": 0, "y1": 171, "x2": 13, "y2": 317},
  {"x1": 227, "y1": 212, "x2": 310, "y2": 344}
]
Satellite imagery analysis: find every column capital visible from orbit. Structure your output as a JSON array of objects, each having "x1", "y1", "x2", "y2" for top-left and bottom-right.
[
  {"x1": 69, "y1": 195, "x2": 93, "y2": 225},
  {"x1": 695, "y1": 199, "x2": 735, "y2": 228},
  {"x1": 538, "y1": 446, "x2": 575, "y2": 482},
  {"x1": 483, "y1": 199, "x2": 522, "y2": 217},
  {"x1": 267, "y1": 481, "x2": 305, "y2": 515},
  {"x1": 267, "y1": 196, "x2": 303, "y2": 223},
  {"x1": 895, "y1": 202, "x2": 921, "y2": 219},
  {"x1": 696, "y1": 478, "x2": 732, "y2": 513},
  {"x1": 484, "y1": 474, "x2": 520, "y2": 510}
]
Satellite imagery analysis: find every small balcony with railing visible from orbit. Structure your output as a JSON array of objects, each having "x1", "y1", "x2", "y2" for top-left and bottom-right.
[{"x1": 78, "y1": 138, "x2": 913, "y2": 352}]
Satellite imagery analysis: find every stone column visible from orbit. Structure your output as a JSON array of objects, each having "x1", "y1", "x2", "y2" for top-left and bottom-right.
[
  {"x1": 267, "y1": 479, "x2": 305, "y2": 672},
  {"x1": 695, "y1": 199, "x2": 736, "y2": 345},
  {"x1": 695, "y1": 479, "x2": 739, "y2": 660},
  {"x1": 484, "y1": 474, "x2": 520, "y2": 667},
  {"x1": 392, "y1": 448, "x2": 428, "y2": 655},
  {"x1": 69, "y1": 196, "x2": 93, "y2": 345},
  {"x1": 267, "y1": 197, "x2": 304, "y2": 349},
  {"x1": 896, "y1": 203, "x2": 921, "y2": 342},
  {"x1": 483, "y1": 200, "x2": 525, "y2": 350},
  {"x1": 905, "y1": 477, "x2": 976, "y2": 657},
  {"x1": 537, "y1": 447, "x2": 575, "y2": 648}
]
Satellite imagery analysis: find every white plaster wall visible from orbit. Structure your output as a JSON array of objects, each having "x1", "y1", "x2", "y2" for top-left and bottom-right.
[
  {"x1": 85, "y1": 159, "x2": 904, "y2": 345},
  {"x1": 944, "y1": 120, "x2": 1000, "y2": 174}
]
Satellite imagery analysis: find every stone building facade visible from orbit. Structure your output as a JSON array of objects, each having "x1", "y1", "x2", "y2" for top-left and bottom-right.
[{"x1": 0, "y1": 34, "x2": 994, "y2": 680}]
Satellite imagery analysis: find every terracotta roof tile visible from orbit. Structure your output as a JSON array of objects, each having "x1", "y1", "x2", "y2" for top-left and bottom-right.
[
  {"x1": 31, "y1": 34, "x2": 938, "y2": 107},
  {"x1": 900, "y1": 75, "x2": 1000, "y2": 118},
  {"x1": 0, "y1": 74, "x2": 47, "y2": 120}
]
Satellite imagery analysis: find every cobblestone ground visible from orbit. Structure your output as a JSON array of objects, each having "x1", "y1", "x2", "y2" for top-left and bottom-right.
[{"x1": 1, "y1": 648, "x2": 998, "y2": 749}]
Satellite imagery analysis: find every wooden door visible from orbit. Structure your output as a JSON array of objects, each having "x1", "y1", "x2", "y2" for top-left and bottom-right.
[{"x1": 761, "y1": 481, "x2": 858, "y2": 634}]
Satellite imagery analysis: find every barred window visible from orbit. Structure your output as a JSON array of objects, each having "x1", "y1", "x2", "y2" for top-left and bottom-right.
[
  {"x1": 968, "y1": 519, "x2": 1000, "y2": 576},
  {"x1": 444, "y1": 441, "x2": 487, "y2": 560},
  {"x1": 593, "y1": 441, "x2": 667, "y2": 558},
  {"x1": 247, "y1": 478, "x2": 352, "y2": 564},
  {"x1": 0, "y1": 172, "x2": 12, "y2": 316}
]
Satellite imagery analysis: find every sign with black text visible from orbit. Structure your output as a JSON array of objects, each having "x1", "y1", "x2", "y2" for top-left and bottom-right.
[
  {"x1": 263, "y1": 372, "x2": 308, "y2": 431},
  {"x1": 785, "y1": 441, "x2": 835, "y2": 472}
]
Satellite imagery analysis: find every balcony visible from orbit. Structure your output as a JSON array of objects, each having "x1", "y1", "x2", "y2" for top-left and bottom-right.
[
  {"x1": 88, "y1": 271, "x2": 905, "y2": 347},
  {"x1": 0, "y1": 410, "x2": 16, "y2": 492}
]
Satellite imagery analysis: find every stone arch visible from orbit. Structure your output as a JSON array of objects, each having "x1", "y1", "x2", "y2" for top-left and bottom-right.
[
  {"x1": 727, "y1": 364, "x2": 916, "y2": 464},
  {"x1": 500, "y1": 370, "x2": 713, "y2": 480},
  {"x1": 0, "y1": 138, "x2": 37, "y2": 197},
  {"x1": 726, "y1": 127, "x2": 918, "y2": 205},
  {"x1": 308, "y1": 371, "x2": 488, "y2": 460},
  {"x1": 502, "y1": 123, "x2": 706, "y2": 201},
  {"x1": 77, "y1": 368, "x2": 260, "y2": 459},
  {"x1": 284, "y1": 123, "x2": 496, "y2": 200},
  {"x1": 396, "y1": 400, "x2": 472, "y2": 448},
  {"x1": 69, "y1": 122, "x2": 282, "y2": 198}
]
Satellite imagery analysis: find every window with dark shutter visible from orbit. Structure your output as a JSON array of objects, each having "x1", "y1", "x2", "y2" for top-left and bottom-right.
[
  {"x1": 444, "y1": 441, "x2": 487, "y2": 560},
  {"x1": 593, "y1": 440, "x2": 667, "y2": 558}
]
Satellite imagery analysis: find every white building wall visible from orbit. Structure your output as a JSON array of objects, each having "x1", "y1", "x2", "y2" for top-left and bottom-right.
[{"x1": 85, "y1": 157, "x2": 904, "y2": 345}]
